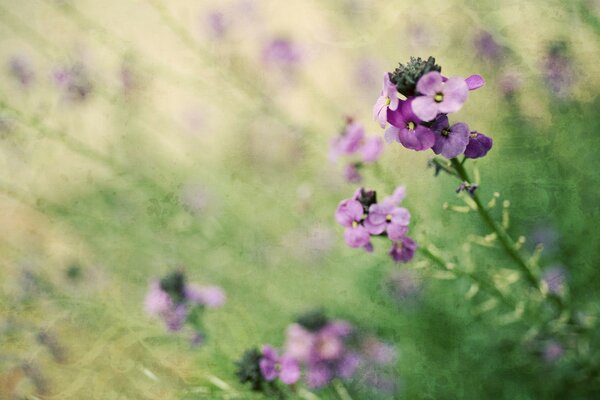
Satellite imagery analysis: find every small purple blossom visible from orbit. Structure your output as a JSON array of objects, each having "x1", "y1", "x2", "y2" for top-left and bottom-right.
[
  {"x1": 373, "y1": 74, "x2": 400, "y2": 128},
  {"x1": 464, "y1": 131, "x2": 493, "y2": 159},
  {"x1": 205, "y1": 11, "x2": 228, "y2": 39},
  {"x1": 185, "y1": 284, "x2": 226, "y2": 308},
  {"x1": 363, "y1": 202, "x2": 410, "y2": 240},
  {"x1": 259, "y1": 345, "x2": 301, "y2": 385},
  {"x1": 474, "y1": 31, "x2": 504, "y2": 61},
  {"x1": 385, "y1": 99, "x2": 435, "y2": 151},
  {"x1": 8, "y1": 56, "x2": 34, "y2": 87},
  {"x1": 431, "y1": 115, "x2": 470, "y2": 159},
  {"x1": 144, "y1": 281, "x2": 172, "y2": 316},
  {"x1": 389, "y1": 236, "x2": 417, "y2": 263},
  {"x1": 53, "y1": 63, "x2": 93, "y2": 102},
  {"x1": 262, "y1": 38, "x2": 302, "y2": 69},
  {"x1": 330, "y1": 122, "x2": 365, "y2": 160},
  {"x1": 542, "y1": 265, "x2": 567, "y2": 295},
  {"x1": 164, "y1": 304, "x2": 188, "y2": 331},
  {"x1": 344, "y1": 164, "x2": 362, "y2": 183},
  {"x1": 411, "y1": 71, "x2": 469, "y2": 122},
  {"x1": 335, "y1": 198, "x2": 372, "y2": 250},
  {"x1": 361, "y1": 136, "x2": 384, "y2": 163}
]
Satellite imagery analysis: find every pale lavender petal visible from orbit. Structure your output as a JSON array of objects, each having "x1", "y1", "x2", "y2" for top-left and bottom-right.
[
  {"x1": 391, "y1": 207, "x2": 411, "y2": 226},
  {"x1": 387, "y1": 223, "x2": 408, "y2": 241},
  {"x1": 361, "y1": 137, "x2": 384, "y2": 163},
  {"x1": 411, "y1": 96, "x2": 439, "y2": 122},
  {"x1": 145, "y1": 281, "x2": 172, "y2": 316},
  {"x1": 335, "y1": 199, "x2": 363, "y2": 227},
  {"x1": 465, "y1": 74, "x2": 485, "y2": 90},
  {"x1": 416, "y1": 71, "x2": 443, "y2": 95},
  {"x1": 390, "y1": 186, "x2": 406, "y2": 205},
  {"x1": 438, "y1": 77, "x2": 468, "y2": 114},
  {"x1": 384, "y1": 126, "x2": 401, "y2": 143},
  {"x1": 372, "y1": 96, "x2": 388, "y2": 128},
  {"x1": 279, "y1": 356, "x2": 301, "y2": 384},
  {"x1": 344, "y1": 225, "x2": 371, "y2": 248}
]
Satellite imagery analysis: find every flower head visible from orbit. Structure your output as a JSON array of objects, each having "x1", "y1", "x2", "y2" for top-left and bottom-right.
[
  {"x1": 385, "y1": 99, "x2": 435, "y2": 151},
  {"x1": 431, "y1": 115, "x2": 470, "y2": 159},
  {"x1": 389, "y1": 236, "x2": 417, "y2": 263},
  {"x1": 373, "y1": 74, "x2": 400, "y2": 128},
  {"x1": 389, "y1": 56, "x2": 441, "y2": 97},
  {"x1": 464, "y1": 131, "x2": 493, "y2": 159},
  {"x1": 411, "y1": 71, "x2": 469, "y2": 121}
]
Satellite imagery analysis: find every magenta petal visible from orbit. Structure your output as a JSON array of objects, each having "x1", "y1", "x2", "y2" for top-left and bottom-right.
[
  {"x1": 279, "y1": 356, "x2": 301, "y2": 384},
  {"x1": 411, "y1": 96, "x2": 439, "y2": 122},
  {"x1": 416, "y1": 71, "x2": 443, "y2": 95},
  {"x1": 466, "y1": 74, "x2": 485, "y2": 90},
  {"x1": 398, "y1": 125, "x2": 435, "y2": 151},
  {"x1": 386, "y1": 105, "x2": 406, "y2": 128}
]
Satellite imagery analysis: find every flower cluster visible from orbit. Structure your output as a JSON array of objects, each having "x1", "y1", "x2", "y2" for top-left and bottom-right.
[
  {"x1": 329, "y1": 118, "x2": 383, "y2": 183},
  {"x1": 144, "y1": 270, "x2": 225, "y2": 344},
  {"x1": 335, "y1": 186, "x2": 416, "y2": 263},
  {"x1": 374, "y1": 57, "x2": 492, "y2": 159},
  {"x1": 236, "y1": 311, "x2": 396, "y2": 393}
]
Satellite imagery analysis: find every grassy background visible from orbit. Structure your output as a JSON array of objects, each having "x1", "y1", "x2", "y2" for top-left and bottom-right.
[{"x1": 1, "y1": 0, "x2": 599, "y2": 398}]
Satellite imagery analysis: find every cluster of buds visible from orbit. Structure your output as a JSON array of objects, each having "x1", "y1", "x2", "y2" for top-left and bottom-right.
[
  {"x1": 329, "y1": 118, "x2": 384, "y2": 182},
  {"x1": 335, "y1": 186, "x2": 416, "y2": 263},
  {"x1": 373, "y1": 57, "x2": 492, "y2": 159},
  {"x1": 144, "y1": 270, "x2": 225, "y2": 345}
]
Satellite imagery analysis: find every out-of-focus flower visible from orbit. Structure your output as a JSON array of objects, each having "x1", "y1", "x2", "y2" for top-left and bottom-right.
[
  {"x1": 389, "y1": 236, "x2": 417, "y2": 264},
  {"x1": 430, "y1": 115, "x2": 470, "y2": 159},
  {"x1": 344, "y1": 163, "x2": 362, "y2": 183},
  {"x1": 543, "y1": 340, "x2": 564, "y2": 363},
  {"x1": 473, "y1": 31, "x2": 504, "y2": 61},
  {"x1": 411, "y1": 71, "x2": 469, "y2": 122},
  {"x1": 185, "y1": 284, "x2": 226, "y2": 308},
  {"x1": 541, "y1": 265, "x2": 567, "y2": 295},
  {"x1": 8, "y1": 56, "x2": 34, "y2": 87},
  {"x1": 498, "y1": 71, "x2": 522, "y2": 97},
  {"x1": 53, "y1": 62, "x2": 93, "y2": 102},
  {"x1": 205, "y1": 11, "x2": 228, "y2": 39},
  {"x1": 543, "y1": 41, "x2": 574, "y2": 98},
  {"x1": 362, "y1": 337, "x2": 397, "y2": 365},
  {"x1": 389, "y1": 269, "x2": 421, "y2": 301},
  {"x1": 373, "y1": 74, "x2": 400, "y2": 128},
  {"x1": 262, "y1": 38, "x2": 302, "y2": 69},
  {"x1": 259, "y1": 345, "x2": 301, "y2": 384},
  {"x1": 361, "y1": 137, "x2": 384, "y2": 163},
  {"x1": 464, "y1": 131, "x2": 493, "y2": 159}
]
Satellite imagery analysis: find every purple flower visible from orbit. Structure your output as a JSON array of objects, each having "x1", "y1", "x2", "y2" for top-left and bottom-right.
[
  {"x1": 344, "y1": 164, "x2": 362, "y2": 183},
  {"x1": 53, "y1": 63, "x2": 93, "y2": 102},
  {"x1": 385, "y1": 186, "x2": 406, "y2": 205},
  {"x1": 335, "y1": 199, "x2": 364, "y2": 227},
  {"x1": 384, "y1": 99, "x2": 435, "y2": 151},
  {"x1": 361, "y1": 136, "x2": 384, "y2": 163},
  {"x1": 8, "y1": 56, "x2": 34, "y2": 86},
  {"x1": 362, "y1": 338, "x2": 397, "y2": 365},
  {"x1": 205, "y1": 11, "x2": 228, "y2": 39},
  {"x1": 262, "y1": 38, "x2": 302, "y2": 68},
  {"x1": 363, "y1": 202, "x2": 410, "y2": 240},
  {"x1": 144, "y1": 281, "x2": 172, "y2": 316},
  {"x1": 464, "y1": 131, "x2": 493, "y2": 159},
  {"x1": 329, "y1": 122, "x2": 365, "y2": 161},
  {"x1": 307, "y1": 362, "x2": 332, "y2": 388},
  {"x1": 373, "y1": 74, "x2": 400, "y2": 128},
  {"x1": 259, "y1": 345, "x2": 279, "y2": 381},
  {"x1": 542, "y1": 265, "x2": 567, "y2": 295},
  {"x1": 284, "y1": 323, "x2": 315, "y2": 362},
  {"x1": 260, "y1": 345, "x2": 301, "y2": 384},
  {"x1": 343, "y1": 225, "x2": 372, "y2": 249},
  {"x1": 164, "y1": 304, "x2": 188, "y2": 331},
  {"x1": 337, "y1": 352, "x2": 362, "y2": 378},
  {"x1": 543, "y1": 341, "x2": 564, "y2": 363},
  {"x1": 185, "y1": 284, "x2": 226, "y2": 308},
  {"x1": 389, "y1": 237, "x2": 417, "y2": 263},
  {"x1": 431, "y1": 115, "x2": 470, "y2": 159},
  {"x1": 474, "y1": 31, "x2": 504, "y2": 61},
  {"x1": 411, "y1": 71, "x2": 468, "y2": 121}
]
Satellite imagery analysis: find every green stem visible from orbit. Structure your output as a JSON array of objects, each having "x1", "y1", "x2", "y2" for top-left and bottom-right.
[
  {"x1": 450, "y1": 158, "x2": 540, "y2": 289},
  {"x1": 419, "y1": 246, "x2": 514, "y2": 309}
]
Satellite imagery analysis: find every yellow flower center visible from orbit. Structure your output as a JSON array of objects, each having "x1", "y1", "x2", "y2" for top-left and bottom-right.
[
  {"x1": 434, "y1": 93, "x2": 444, "y2": 103},
  {"x1": 386, "y1": 214, "x2": 392, "y2": 222},
  {"x1": 407, "y1": 121, "x2": 415, "y2": 130},
  {"x1": 352, "y1": 221, "x2": 358, "y2": 228},
  {"x1": 385, "y1": 98, "x2": 391, "y2": 106}
]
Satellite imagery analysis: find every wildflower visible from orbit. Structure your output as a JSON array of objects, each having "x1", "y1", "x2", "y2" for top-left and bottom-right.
[
  {"x1": 344, "y1": 163, "x2": 362, "y2": 183},
  {"x1": 259, "y1": 345, "x2": 301, "y2": 384},
  {"x1": 262, "y1": 38, "x2": 302, "y2": 69},
  {"x1": 335, "y1": 198, "x2": 372, "y2": 250},
  {"x1": 411, "y1": 71, "x2": 469, "y2": 122},
  {"x1": 53, "y1": 62, "x2": 93, "y2": 102},
  {"x1": 543, "y1": 41, "x2": 573, "y2": 97},
  {"x1": 384, "y1": 98, "x2": 435, "y2": 151},
  {"x1": 185, "y1": 284, "x2": 226, "y2": 308},
  {"x1": 389, "y1": 236, "x2": 417, "y2": 263},
  {"x1": 373, "y1": 74, "x2": 400, "y2": 128},
  {"x1": 464, "y1": 131, "x2": 493, "y2": 159},
  {"x1": 430, "y1": 115, "x2": 470, "y2": 159},
  {"x1": 541, "y1": 265, "x2": 567, "y2": 295},
  {"x1": 474, "y1": 31, "x2": 504, "y2": 61},
  {"x1": 363, "y1": 201, "x2": 410, "y2": 240},
  {"x1": 329, "y1": 121, "x2": 365, "y2": 161},
  {"x1": 361, "y1": 136, "x2": 384, "y2": 163},
  {"x1": 8, "y1": 56, "x2": 34, "y2": 87}
]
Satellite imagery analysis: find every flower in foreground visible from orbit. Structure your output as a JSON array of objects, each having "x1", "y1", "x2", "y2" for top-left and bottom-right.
[
  {"x1": 385, "y1": 98, "x2": 435, "y2": 151},
  {"x1": 464, "y1": 131, "x2": 493, "y2": 159},
  {"x1": 373, "y1": 74, "x2": 400, "y2": 128},
  {"x1": 389, "y1": 236, "x2": 417, "y2": 263},
  {"x1": 411, "y1": 71, "x2": 469, "y2": 122},
  {"x1": 430, "y1": 115, "x2": 470, "y2": 159}
]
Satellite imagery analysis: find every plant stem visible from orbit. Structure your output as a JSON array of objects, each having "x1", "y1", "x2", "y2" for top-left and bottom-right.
[{"x1": 450, "y1": 158, "x2": 540, "y2": 288}]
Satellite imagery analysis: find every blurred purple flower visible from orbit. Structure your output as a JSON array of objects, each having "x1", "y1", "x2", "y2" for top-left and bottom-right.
[
  {"x1": 284, "y1": 323, "x2": 314, "y2": 362},
  {"x1": 431, "y1": 115, "x2": 470, "y2": 159},
  {"x1": 259, "y1": 345, "x2": 301, "y2": 384},
  {"x1": 385, "y1": 99, "x2": 435, "y2": 151},
  {"x1": 8, "y1": 56, "x2": 34, "y2": 87},
  {"x1": 53, "y1": 63, "x2": 93, "y2": 102},
  {"x1": 185, "y1": 284, "x2": 226, "y2": 308},
  {"x1": 361, "y1": 136, "x2": 384, "y2": 163},
  {"x1": 474, "y1": 31, "x2": 504, "y2": 61},
  {"x1": 362, "y1": 338, "x2": 397, "y2": 365},
  {"x1": 389, "y1": 269, "x2": 421, "y2": 301},
  {"x1": 205, "y1": 11, "x2": 228, "y2": 39},
  {"x1": 262, "y1": 38, "x2": 302, "y2": 69},
  {"x1": 329, "y1": 122, "x2": 365, "y2": 161},
  {"x1": 411, "y1": 71, "x2": 468, "y2": 122},
  {"x1": 164, "y1": 304, "x2": 188, "y2": 331},
  {"x1": 373, "y1": 74, "x2": 400, "y2": 128},
  {"x1": 464, "y1": 131, "x2": 493, "y2": 159},
  {"x1": 145, "y1": 280, "x2": 173, "y2": 316},
  {"x1": 543, "y1": 42, "x2": 574, "y2": 97},
  {"x1": 344, "y1": 164, "x2": 362, "y2": 183},
  {"x1": 389, "y1": 236, "x2": 417, "y2": 263},
  {"x1": 542, "y1": 265, "x2": 567, "y2": 295}
]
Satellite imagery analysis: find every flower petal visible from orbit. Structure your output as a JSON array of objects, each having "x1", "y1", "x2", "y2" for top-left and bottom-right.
[
  {"x1": 439, "y1": 77, "x2": 468, "y2": 114},
  {"x1": 416, "y1": 71, "x2": 443, "y2": 95},
  {"x1": 465, "y1": 74, "x2": 485, "y2": 90},
  {"x1": 411, "y1": 96, "x2": 439, "y2": 122}
]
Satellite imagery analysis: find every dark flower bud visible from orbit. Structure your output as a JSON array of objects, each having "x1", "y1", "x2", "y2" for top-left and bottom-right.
[
  {"x1": 390, "y1": 56, "x2": 441, "y2": 97},
  {"x1": 356, "y1": 188, "x2": 377, "y2": 212},
  {"x1": 296, "y1": 309, "x2": 329, "y2": 332},
  {"x1": 159, "y1": 270, "x2": 186, "y2": 303},
  {"x1": 235, "y1": 348, "x2": 264, "y2": 391}
]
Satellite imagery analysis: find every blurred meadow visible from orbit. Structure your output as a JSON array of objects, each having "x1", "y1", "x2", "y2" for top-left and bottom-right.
[{"x1": 1, "y1": 0, "x2": 600, "y2": 399}]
